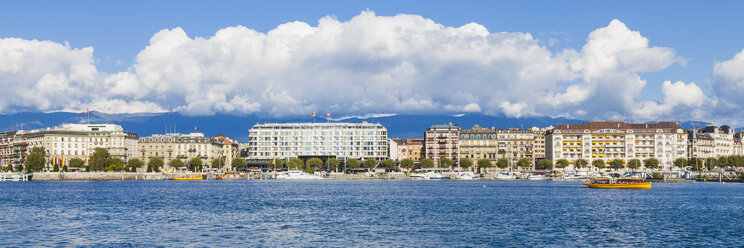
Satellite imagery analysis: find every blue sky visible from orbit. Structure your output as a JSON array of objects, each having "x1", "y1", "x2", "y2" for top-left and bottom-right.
[{"x1": 1, "y1": 1, "x2": 743, "y2": 123}]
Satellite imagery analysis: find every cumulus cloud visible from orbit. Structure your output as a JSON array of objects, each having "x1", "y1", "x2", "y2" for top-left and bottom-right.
[
  {"x1": 0, "y1": 12, "x2": 721, "y2": 122},
  {"x1": 714, "y1": 49, "x2": 744, "y2": 108}
]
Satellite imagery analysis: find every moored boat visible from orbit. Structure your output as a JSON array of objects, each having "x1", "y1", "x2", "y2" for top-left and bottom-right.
[
  {"x1": 457, "y1": 172, "x2": 474, "y2": 180},
  {"x1": 527, "y1": 173, "x2": 547, "y2": 180},
  {"x1": 583, "y1": 178, "x2": 651, "y2": 189},
  {"x1": 494, "y1": 172, "x2": 515, "y2": 180},
  {"x1": 171, "y1": 175, "x2": 203, "y2": 180},
  {"x1": 275, "y1": 170, "x2": 323, "y2": 180}
]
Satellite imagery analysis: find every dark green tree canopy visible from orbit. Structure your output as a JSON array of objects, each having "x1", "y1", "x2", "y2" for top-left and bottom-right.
[
  {"x1": 419, "y1": 158, "x2": 434, "y2": 168},
  {"x1": 24, "y1": 147, "x2": 46, "y2": 173},
  {"x1": 188, "y1": 157, "x2": 203, "y2": 172},
  {"x1": 231, "y1": 157, "x2": 247, "y2": 169},
  {"x1": 400, "y1": 159, "x2": 414, "y2": 169},
  {"x1": 459, "y1": 157, "x2": 473, "y2": 169}
]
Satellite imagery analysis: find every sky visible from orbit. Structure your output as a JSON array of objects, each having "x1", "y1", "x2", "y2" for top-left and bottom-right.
[{"x1": 1, "y1": 1, "x2": 744, "y2": 124}]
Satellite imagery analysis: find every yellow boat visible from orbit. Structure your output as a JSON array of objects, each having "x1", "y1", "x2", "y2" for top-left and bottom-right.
[
  {"x1": 171, "y1": 175, "x2": 203, "y2": 180},
  {"x1": 583, "y1": 178, "x2": 651, "y2": 189}
]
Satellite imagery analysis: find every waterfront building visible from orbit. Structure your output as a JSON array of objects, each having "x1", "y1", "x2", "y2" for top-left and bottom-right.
[
  {"x1": 247, "y1": 122, "x2": 388, "y2": 162},
  {"x1": 688, "y1": 125, "x2": 734, "y2": 159},
  {"x1": 734, "y1": 131, "x2": 744, "y2": 156},
  {"x1": 138, "y1": 132, "x2": 226, "y2": 171},
  {"x1": 459, "y1": 125, "x2": 498, "y2": 163},
  {"x1": 530, "y1": 126, "x2": 553, "y2": 160},
  {"x1": 496, "y1": 128, "x2": 536, "y2": 168},
  {"x1": 393, "y1": 138, "x2": 424, "y2": 164},
  {"x1": 0, "y1": 131, "x2": 29, "y2": 170},
  {"x1": 423, "y1": 123, "x2": 460, "y2": 169},
  {"x1": 546, "y1": 121, "x2": 687, "y2": 171},
  {"x1": 215, "y1": 134, "x2": 240, "y2": 170},
  {"x1": 1, "y1": 124, "x2": 138, "y2": 170},
  {"x1": 388, "y1": 138, "x2": 398, "y2": 161}
]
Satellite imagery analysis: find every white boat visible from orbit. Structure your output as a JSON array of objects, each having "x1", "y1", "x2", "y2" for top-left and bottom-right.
[
  {"x1": 409, "y1": 172, "x2": 447, "y2": 180},
  {"x1": 494, "y1": 172, "x2": 516, "y2": 180},
  {"x1": 563, "y1": 173, "x2": 583, "y2": 180},
  {"x1": 457, "y1": 172, "x2": 475, "y2": 180},
  {"x1": 527, "y1": 173, "x2": 547, "y2": 180},
  {"x1": 275, "y1": 170, "x2": 323, "y2": 180}
]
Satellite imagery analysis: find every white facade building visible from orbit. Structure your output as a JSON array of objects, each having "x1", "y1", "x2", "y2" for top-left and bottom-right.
[
  {"x1": 23, "y1": 124, "x2": 138, "y2": 168},
  {"x1": 547, "y1": 121, "x2": 687, "y2": 171},
  {"x1": 247, "y1": 122, "x2": 388, "y2": 161}
]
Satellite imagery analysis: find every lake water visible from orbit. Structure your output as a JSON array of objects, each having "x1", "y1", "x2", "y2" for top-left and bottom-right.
[{"x1": 1, "y1": 180, "x2": 742, "y2": 247}]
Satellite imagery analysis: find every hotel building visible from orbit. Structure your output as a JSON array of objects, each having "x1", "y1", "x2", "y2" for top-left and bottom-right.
[
  {"x1": 1, "y1": 124, "x2": 139, "y2": 170},
  {"x1": 689, "y1": 125, "x2": 734, "y2": 159},
  {"x1": 546, "y1": 121, "x2": 687, "y2": 171},
  {"x1": 247, "y1": 122, "x2": 388, "y2": 161}
]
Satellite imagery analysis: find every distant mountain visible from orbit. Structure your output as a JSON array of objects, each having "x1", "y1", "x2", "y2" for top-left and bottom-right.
[{"x1": 0, "y1": 112, "x2": 718, "y2": 142}]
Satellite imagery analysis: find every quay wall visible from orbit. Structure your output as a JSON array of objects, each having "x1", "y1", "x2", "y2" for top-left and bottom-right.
[{"x1": 31, "y1": 172, "x2": 168, "y2": 181}]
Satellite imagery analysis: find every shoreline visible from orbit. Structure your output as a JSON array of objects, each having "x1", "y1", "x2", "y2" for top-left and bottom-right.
[{"x1": 0, "y1": 172, "x2": 728, "y2": 183}]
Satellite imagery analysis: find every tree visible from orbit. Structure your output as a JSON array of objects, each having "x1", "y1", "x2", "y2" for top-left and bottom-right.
[
  {"x1": 575, "y1": 159, "x2": 588, "y2": 170},
  {"x1": 326, "y1": 158, "x2": 340, "y2": 172},
  {"x1": 477, "y1": 159, "x2": 492, "y2": 173},
  {"x1": 62, "y1": 164, "x2": 68, "y2": 172},
  {"x1": 70, "y1": 158, "x2": 84, "y2": 169},
  {"x1": 170, "y1": 159, "x2": 185, "y2": 170},
  {"x1": 24, "y1": 147, "x2": 46, "y2": 173},
  {"x1": 381, "y1": 159, "x2": 395, "y2": 170},
  {"x1": 643, "y1": 158, "x2": 659, "y2": 170},
  {"x1": 211, "y1": 158, "x2": 225, "y2": 169},
  {"x1": 609, "y1": 159, "x2": 625, "y2": 171},
  {"x1": 419, "y1": 158, "x2": 434, "y2": 169},
  {"x1": 89, "y1": 148, "x2": 111, "y2": 172},
  {"x1": 147, "y1": 158, "x2": 164, "y2": 172},
  {"x1": 231, "y1": 157, "x2": 247, "y2": 170},
  {"x1": 537, "y1": 159, "x2": 553, "y2": 170},
  {"x1": 717, "y1": 156, "x2": 730, "y2": 168},
  {"x1": 592, "y1": 160, "x2": 606, "y2": 170},
  {"x1": 674, "y1": 158, "x2": 688, "y2": 170},
  {"x1": 306, "y1": 158, "x2": 323, "y2": 174},
  {"x1": 400, "y1": 158, "x2": 414, "y2": 171},
  {"x1": 517, "y1": 158, "x2": 532, "y2": 171},
  {"x1": 53, "y1": 163, "x2": 60, "y2": 172},
  {"x1": 438, "y1": 157, "x2": 452, "y2": 169},
  {"x1": 705, "y1": 157, "x2": 717, "y2": 171},
  {"x1": 690, "y1": 157, "x2": 704, "y2": 171},
  {"x1": 345, "y1": 159, "x2": 360, "y2": 171},
  {"x1": 627, "y1": 159, "x2": 641, "y2": 171},
  {"x1": 555, "y1": 159, "x2": 569, "y2": 172},
  {"x1": 729, "y1": 155, "x2": 744, "y2": 167},
  {"x1": 459, "y1": 158, "x2": 473, "y2": 171},
  {"x1": 363, "y1": 158, "x2": 378, "y2": 170},
  {"x1": 271, "y1": 158, "x2": 283, "y2": 171},
  {"x1": 288, "y1": 158, "x2": 304, "y2": 170},
  {"x1": 105, "y1": 157, "x2": 126, "y2": 172},
  {"x1": 127, "y1": 158, "x2": 144, "y2": 172},
  {"x1": 496, "y1": 158, "x2": 509, "y2": 170},
  {"x1": 188, "y1": 158, "x2": 203, "y2": 172}
]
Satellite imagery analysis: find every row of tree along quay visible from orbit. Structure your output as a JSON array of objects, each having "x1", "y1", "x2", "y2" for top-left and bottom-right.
[
  {"x1": 15, "y1": 146, "x2": 248, "y2": 174},
  {"x1": 14, "y1": 145, "x2": 744, "y2": 182}
]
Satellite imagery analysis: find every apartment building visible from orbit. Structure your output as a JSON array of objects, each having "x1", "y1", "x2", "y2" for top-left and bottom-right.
[
  {"x1": 138, "y1": 132, "x2": 226, "y2": 171},
  {"x1": 459, "y1": 125, "x2": 498, "y2": 162},
  {"x1": 423, "y1": 123, "x2": 460, "y2": 169},
  {"x1": 394, "y1": 138, "x2": 424, "y2": 163}
]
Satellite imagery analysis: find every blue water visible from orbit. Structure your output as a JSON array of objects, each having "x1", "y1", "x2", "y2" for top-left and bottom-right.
[{"x1": 1, "y1": 180, "x2": 743, "y2": 247}]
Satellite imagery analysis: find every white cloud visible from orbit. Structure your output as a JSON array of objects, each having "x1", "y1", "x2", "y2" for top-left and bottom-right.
[
  {"x1": 0, "y1": 12, "x2": 724, "y2": 122},
  {"x1": 714, "y1": 49, "x2": 744, "y2": 108}
]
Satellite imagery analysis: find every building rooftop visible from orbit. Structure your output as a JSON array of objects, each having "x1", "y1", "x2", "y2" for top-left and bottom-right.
[{"x1": 555, "y1": 121, "x2": 683, "y2": 131}]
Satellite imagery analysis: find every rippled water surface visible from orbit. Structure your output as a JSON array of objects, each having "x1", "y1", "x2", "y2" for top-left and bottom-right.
[{"x1": 1, "y1": 180, "x2": 743, "y2": 247}]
